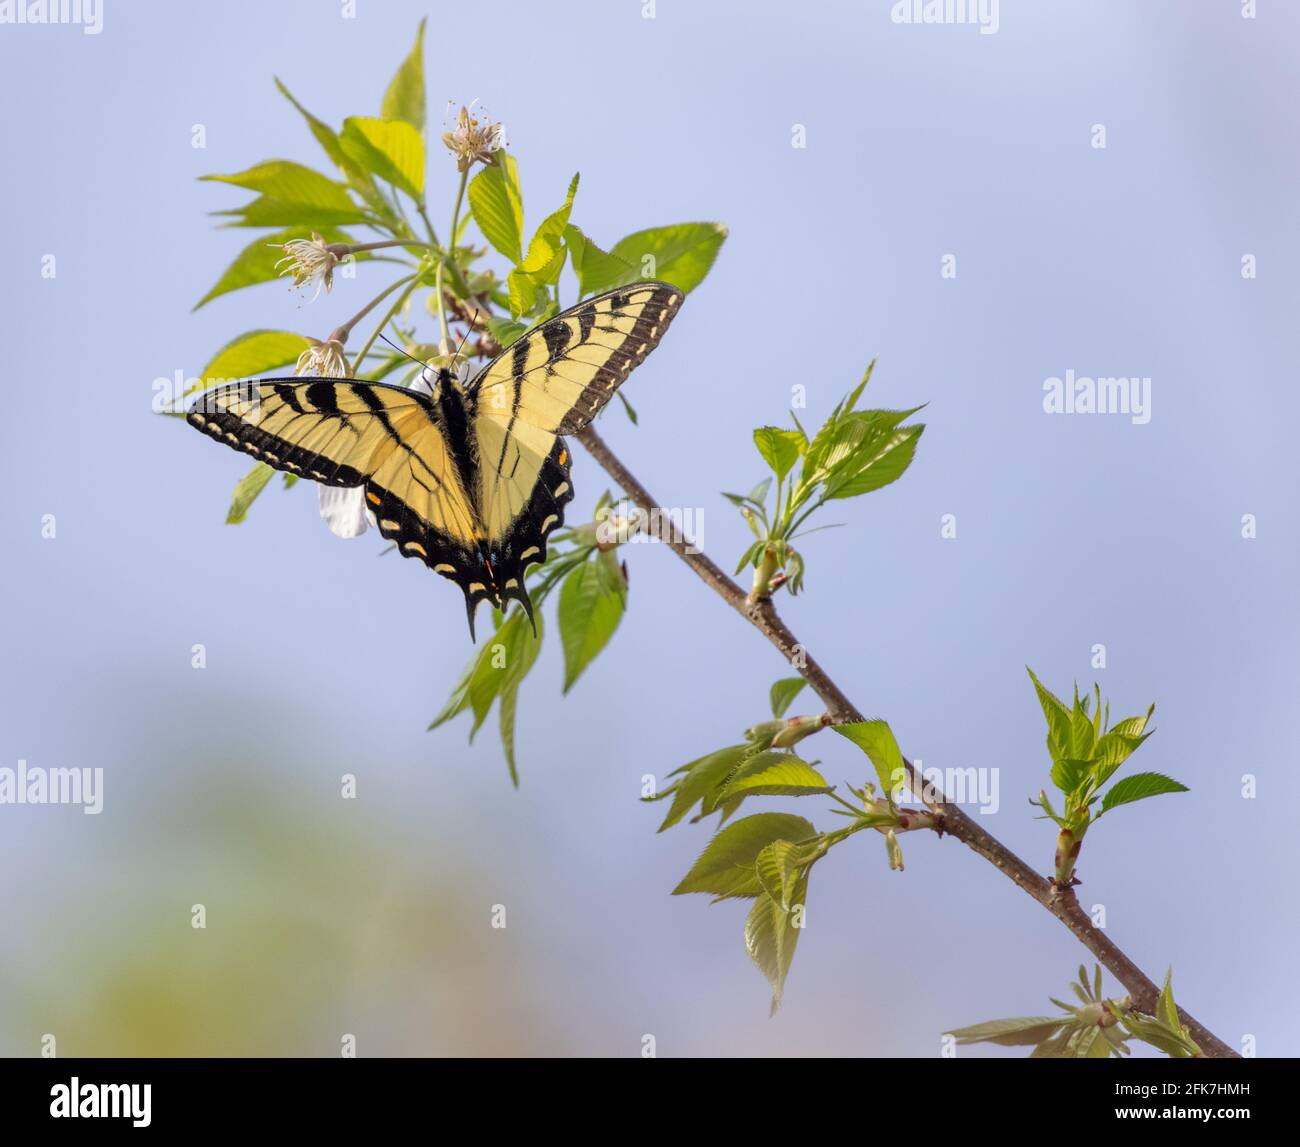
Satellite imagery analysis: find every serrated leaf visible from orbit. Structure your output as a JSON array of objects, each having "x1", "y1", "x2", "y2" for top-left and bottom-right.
[
  {"x1": 744, "y1": 870, "x2": 809, "y2": 1015},
  {"x1": 753, "y1": 426, "x2": 804, "y2": 483},
  {"x1": 947, "y1": 1017, "x2": 1067, "y2": 1047},
  {"x1": 822, "y1": 424, "x2": 924, "y2": 499},
  {"x1": 832, "y1": 719, "x2": 906, "y2": 800},
  {"x1": 340, "y1": 116, "x2": 425, "y2": 201},
  {"x1": 769, "y1": 677, "x2": 806, "y2": 718},
  {"x1": 557, "y1": 554, "x2": 625, "y2": 692},
  {"x1": 508, "y1": 173, "x2": 579, "y2": 317},
  {"x1": 716, "y1": 750, "x2": 832, "y2": 802},
  {"x1": 484, "y1": 315, "x2": 527, "y2": 350},
  {"x1": 654, "y1": 744, "x2": 751, "y2": 832},
  {"x1": 1092, "y1": 728, "x2": 1154, "y2": 786},
  {"x1": 1027, "y1": 668, "x2": 1073, "y2": 762},
  {"x1": 381, "y1": 18, "x2": 426, "y2": 132},
  {"x1": 754, "y1": 837, "x2": 820, "y2": 909},
  {"x1": 673, "y1": 812, "x2": 816, "y2": 899},
  {"x1": 610, "y1": 222, "x2": 726, "y2": 294},
  {"x1": 468, "y1": 152, "x2": 524, "y2": 263},
  {"x1": 1099, "y1": 772, "x2": 1188, "y2": 813},
  {"x1": 565, "y1": 223, "x2": 636, "y2": 297},
  {"x1": 1050, "y1": 757, "x2": 1092, "y2": 797},
  {"x1": 225, "y1": 462, "x2": 274, "y2": 524}
]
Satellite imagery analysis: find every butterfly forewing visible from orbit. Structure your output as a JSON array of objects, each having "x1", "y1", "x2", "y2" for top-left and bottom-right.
[{"x1": 188, "y1": 378, "x2": 491, "y2": 610}]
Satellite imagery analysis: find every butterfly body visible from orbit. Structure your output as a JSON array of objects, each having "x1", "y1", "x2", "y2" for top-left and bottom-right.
[{"x1": 188, "y1": 283, "x2": 682, "y2": 639}]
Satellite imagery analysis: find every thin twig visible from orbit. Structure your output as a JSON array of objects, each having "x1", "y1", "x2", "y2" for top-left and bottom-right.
[{"x1": 575, "y1": 422, "x2": 1238, "y2": 1059}]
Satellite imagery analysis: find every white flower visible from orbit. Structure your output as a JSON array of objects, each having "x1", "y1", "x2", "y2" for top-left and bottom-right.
[
  {"x1": 275, "y1": 232, "x2": 340, "y2": 301},
  {"x1": 308, "y1": 352, "x2": 436, "y2": 540},
  {"x1": 294, "y1": 338, "x2": 349, "y2": 379},
  {"x1": 441, "y1": 101, "x2": 504, "y2": 172}
]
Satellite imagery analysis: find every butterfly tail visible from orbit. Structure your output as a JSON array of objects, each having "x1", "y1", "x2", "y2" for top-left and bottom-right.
[
  {"x1": 464, "y1": 594, "x2": 479, "y2": 643},
  {"x1": 501, "y1": 580, "x2": 537, "y2": 638}
]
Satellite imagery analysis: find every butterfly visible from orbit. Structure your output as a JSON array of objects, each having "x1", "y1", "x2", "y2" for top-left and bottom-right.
[{"x1": 188, "y1": 282, "x2": 683, "y2": 639}]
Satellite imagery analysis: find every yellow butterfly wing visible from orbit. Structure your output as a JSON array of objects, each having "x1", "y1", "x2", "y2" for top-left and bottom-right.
[
  {"x1": 188, "y1": 379, "x2": 496, "y2": 629},
  {"x1": 467, "y1": 282, "x2": 683, "y2": 616}
]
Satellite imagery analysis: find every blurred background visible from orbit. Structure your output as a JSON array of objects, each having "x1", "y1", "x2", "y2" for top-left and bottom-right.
[{"x1": 1, "y1": 0, "x2": 1296, "y2": 1056}]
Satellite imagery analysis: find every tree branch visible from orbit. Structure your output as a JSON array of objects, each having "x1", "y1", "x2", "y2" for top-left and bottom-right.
[{"x1": 575, "y1": 422, "x2": 1238, "y2": 1060}]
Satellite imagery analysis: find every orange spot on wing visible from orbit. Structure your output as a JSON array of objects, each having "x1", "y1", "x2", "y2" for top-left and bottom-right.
[
  {"x1": 366, "y1": 492, "x2": 381, "y2": 506},
  {"x1": 558, "y1": 449, "x2": 568, "y2": 466}
]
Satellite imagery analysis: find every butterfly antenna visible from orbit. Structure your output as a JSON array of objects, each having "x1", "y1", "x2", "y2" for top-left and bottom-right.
[
  {"x1": 451, "y1": 309, "x2": 477, "y2": 365},
  {"x1": 377, "y1": 331, "x2": 434, "y2": 373}
]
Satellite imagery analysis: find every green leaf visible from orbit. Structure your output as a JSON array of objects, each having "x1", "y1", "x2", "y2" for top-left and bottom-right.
[
  {"x1": 1070, "y1": 686, "x2": 1097, "y2": 760},
  {"x1": 1092, "y1": 727, "x2": 1154, "y2": 786},
  {"x1": 1100, "y1": 772, "x2": 1188, "y2": 813},
  {"x1": 1050, "y1": 757, "x2": 1092, "y2": 797},
  {"x1": 822, "y1": 424, "x2": 924, "y2": 499},
  {"x1": 225, "y1": 462, "x2": 275, "y2": 524},
  {"x1": 1157, "y1": 969, "x2": 1180, "y2": 1033},
  {"x1": 498, "y1": 611, "x2": 544, "y2": 786},
  {"x1": 340, "y1": 116, "x2": 425, "y2": 200},
  {"x1": 211, "y1": 197, "x2": 370, "y2": 229},
  {"x1": 557, "y1": 553, "x2": 625, "y2": 692},
  {"x1": 508, "y1": 173, "x2": 579, "y2": 317},
  {"x1": 733, "y1": 538, "x2": 766, "y2": 576},
  {"x1": 745, "y1": 870, "x2": 810, "y2": 1015},
  {"x1": 468, "y1": 152, "x2": 524, "y2": 263},
  {"x1": 193, "y1": 226, "x2": 357, "y2": 310},
  {"x1": 381, "y1": 18, "x2": 426, "y2": 132},
  {"x1": 833, "y1": 719, "x2": 906, "y2": 800},
  {"x1": 429, "y1": 608, "x2": 541, "y2": 783},
  {"x1": 273, "y1": 78, "x2": 392, "y2": 221},
  {"x1": 484, "y1": 315, "x2": 527, "y2": 349},
  {"x1": 202, "y1": 160, "x2": 358, "y2": 213},
  {"x1": 199, "y1": 330, "x2": 312, "y2": 388},
  {"x1": 564, "y1": 223, "x2": 636, "y2": 297},
  {"x1": 653, "y1": 744, "x2": 751, "y2": 832},
  {"x1": 754, "y1": 837, "x2": 820, "y2": 909},
  {"x1": 716, "y1": 750, "x2": 832, "y2": 802},
  {"x1": 753, "y1": 426, "x2": 804, "y2": 483},
  {"x1": 769, "y1": 677, "x2": 806, "y2": 718},
  {"x1": 946, "y1": 1017, "x2": 1067, "y2": 1047},
  {"x1": 610, "y1": 222, "x2": 727, "y2": 293},
  {"x1": 1027, "y1": 669, "x2": 1073, "y2": 762},
  {"x1": 672, "y1": 812, "x2": 816, "y2": 899}
]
